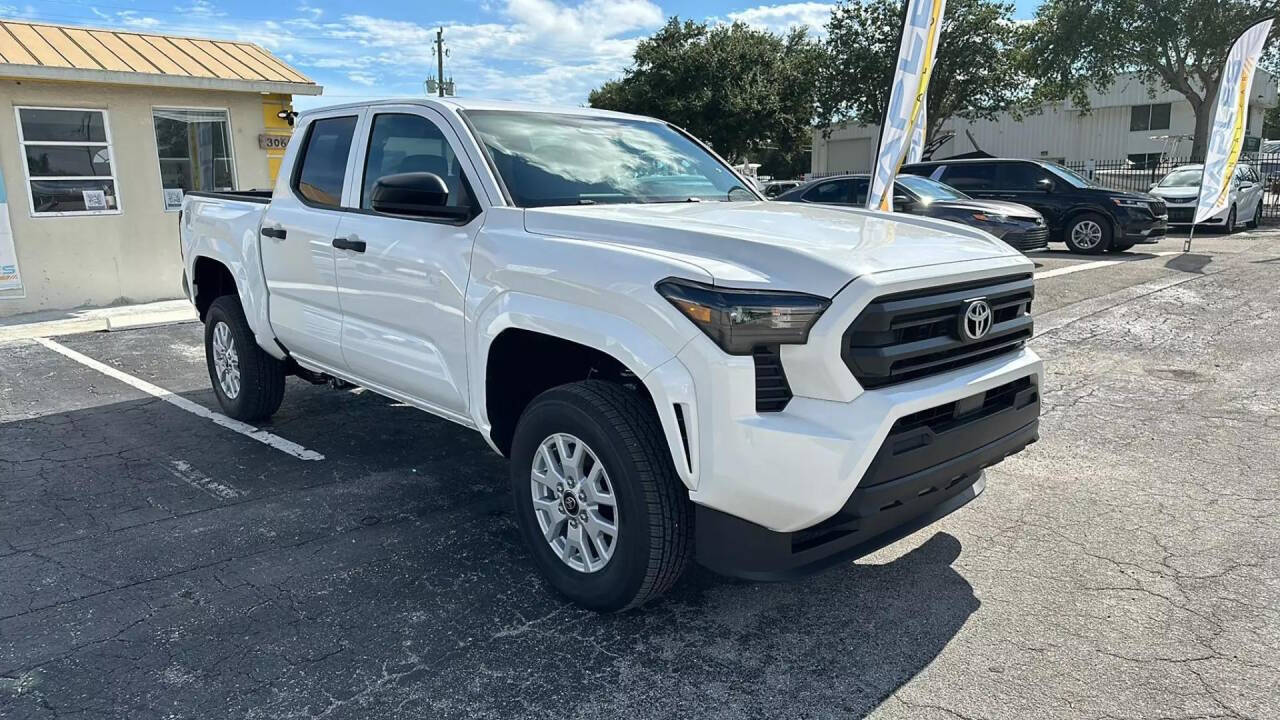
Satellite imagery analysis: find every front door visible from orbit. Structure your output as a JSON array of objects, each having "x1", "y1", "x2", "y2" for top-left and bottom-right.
[
  {"x1": 259, "y1": 111, "x2": 360, "y2": 367},
  {"x1": 992, "y1": 162, "x2": 1061, "y2": 228},
  {"x1": 332, "y1": 107, "x2": 484, "y2": 415}
]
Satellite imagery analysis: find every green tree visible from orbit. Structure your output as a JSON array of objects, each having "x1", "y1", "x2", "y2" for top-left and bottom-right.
[
  {"x1": 818, "y1": 0, "x2": 1030, "y2": 138},
  {"x1": 589, "y1": 18, "x2": 824, "y2": 178},
  {"x1": 1025, "y1": 0, "x2": 1276, "y2": 161}
]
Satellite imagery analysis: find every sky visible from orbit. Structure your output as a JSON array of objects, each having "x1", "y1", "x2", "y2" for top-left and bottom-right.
[{"x1": 2, "y1": 0, "x2": 1043, "y2": 109}]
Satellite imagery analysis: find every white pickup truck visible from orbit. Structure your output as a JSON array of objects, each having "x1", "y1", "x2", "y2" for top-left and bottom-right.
[{"x1": 180, "y1": 98, "x2": 1042, "y2": 611}]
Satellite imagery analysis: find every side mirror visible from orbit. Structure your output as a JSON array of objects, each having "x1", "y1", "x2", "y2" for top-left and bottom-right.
[
  {"x1": 370, "y1": 172, "x2": 467, "y2": 219},
  {"x1": 1036, "y1": 178, "x2": 1055, "y2": 192},
  {"x1": 1240, "y1": 180, "x2": 1255, "y2": 189},
  {"x1": 1149, "y1": 182, "x2": 1159, "y2": 191}
]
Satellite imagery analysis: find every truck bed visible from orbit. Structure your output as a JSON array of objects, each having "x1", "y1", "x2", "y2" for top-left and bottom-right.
[{"x1": 185, "y1": 190, "x2": 272, "y2": 204}]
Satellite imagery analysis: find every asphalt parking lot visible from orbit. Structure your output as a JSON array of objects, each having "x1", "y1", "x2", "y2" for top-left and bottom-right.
[{"x1": 2, "y1": 230, "x2": 1278, "y2": 719}]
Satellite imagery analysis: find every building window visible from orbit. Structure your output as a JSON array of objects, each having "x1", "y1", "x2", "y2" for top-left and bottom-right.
[
  {"x1": 1130, "y1": 103, "x2": 1171, "y2": 132},
  {"x1": 1126, "y1": 152, "x2": 1164, "y2": 170},
  {"x1": 152, "y1": 108, "x2": 236, "y2": 211},
  {"x1": 16, "y1": 107, "x2": 120, "y2": 216}
]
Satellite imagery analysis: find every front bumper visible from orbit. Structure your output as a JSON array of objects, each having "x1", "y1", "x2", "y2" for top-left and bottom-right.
[
  {"x1": 1118, "y1": 208, "x2": 1168, "y2": 243},
  {"x1": 696, "y1": 376, "x2": 1039, "y2": 579}
]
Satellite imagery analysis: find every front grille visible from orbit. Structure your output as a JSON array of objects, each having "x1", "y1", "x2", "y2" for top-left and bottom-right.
[
  {"x1": 1002, "y1": 227, "x2": 1049, "y2": 251},
  {"x1": 1150, "y1": 200, "x2": 1167, "y2": 216},
  {"x1": 753, "y1": 346, "x2": 792, "y2": 412},
  {"x1": 892, "y1": 377, "x2": 1032, "y2": 435},
  {"x1": 1168, "y1": 207, "x2": 1193, "y2": 223},
  {"x1": 843, "y1": 274, "x2": 1034, "y2": 389}
]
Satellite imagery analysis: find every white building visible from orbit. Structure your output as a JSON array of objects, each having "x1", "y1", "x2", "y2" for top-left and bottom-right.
[{"x1": 811, "y1": 70, "x2": 1280, "y2": 175}]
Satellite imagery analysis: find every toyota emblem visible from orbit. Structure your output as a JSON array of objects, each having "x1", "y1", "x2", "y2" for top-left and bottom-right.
[{"x1": 961, "y1": 299, "x2": 992, "y2": 341}]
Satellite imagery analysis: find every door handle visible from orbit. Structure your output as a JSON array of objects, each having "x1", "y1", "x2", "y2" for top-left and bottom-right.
[
  {"x1": 332, "y1": 237, "x2": 366, "y2": 253},
  {"x1": 261, "y1": 226, "x2": 287, "y2": 239}
]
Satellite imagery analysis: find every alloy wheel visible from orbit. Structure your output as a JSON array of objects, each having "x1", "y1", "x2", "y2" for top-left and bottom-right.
[
  {"x1": 1071, "y1": 220, "x2": 1104, "y2": 250},
  {"x1": 530, "y1": 433, "x2": 619, "y2": 573},
  {"x1": 211, "y1": 321, "x2": 241, "y2": 400}
]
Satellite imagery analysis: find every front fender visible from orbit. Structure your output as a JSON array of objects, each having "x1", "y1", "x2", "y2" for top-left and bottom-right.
[{"x1": 470, "y1": 291, "x2": 700, "y2": 489}]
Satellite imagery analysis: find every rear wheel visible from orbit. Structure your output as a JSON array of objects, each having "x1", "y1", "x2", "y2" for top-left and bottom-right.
[
  {"x1": 204, "y1": 295, "x2": 286, "y2": 421},
  {"x1": 510, "y1": 381, "x2": 692, "y2": 612},
  {"x1": 1064, "y1": 213, "x2": 1112, "y2": 254},
  {"x1": 1247, "y1": 201, "x2": 1262, "y2": 229}
]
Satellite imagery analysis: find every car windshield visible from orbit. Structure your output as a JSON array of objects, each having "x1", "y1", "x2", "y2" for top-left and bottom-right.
[
  {"x1": 463, "y1": 110, "x2": 758, "y2": 208},
  {"x1": 1041, "y1": 163, "x2": 1096, "y2": 189},
  {"x1": 1159, "y1": 168, "x2": 1204, "y2": 187},
  {"x1": 896, "y1": 174, "x2": 968, "y2": 201}
]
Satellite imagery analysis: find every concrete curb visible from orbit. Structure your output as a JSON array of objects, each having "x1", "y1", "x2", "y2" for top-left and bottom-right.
[{"x1": 0, "y1": 303, "x2": 197, "y2": 342}]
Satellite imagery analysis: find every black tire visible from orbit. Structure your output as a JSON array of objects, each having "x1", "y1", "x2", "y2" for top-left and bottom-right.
[
  {"x1": 204, "y1": 294, "x2": 286, "y2": 421},
  {"x1": 510, "y1": 380, "x2": 692, "y2": 612},
  {"x1": 1224, "y1": 205, "x2": 1237, "y2": 234},
  {"x1": 1064, "y1": 212, "x2": 1113, "y2": 254},
  {"x1": 1247, "y1": 201, "x2": 1262, "y2": 229},
  {"x1": 1107, "y1": 241, "x2": 1136, "y2": 253}
]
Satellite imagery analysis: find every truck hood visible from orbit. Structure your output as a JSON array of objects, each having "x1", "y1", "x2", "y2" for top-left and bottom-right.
[{"x1": 523, "y1": 201, "x2": 1022, "y2": 297}]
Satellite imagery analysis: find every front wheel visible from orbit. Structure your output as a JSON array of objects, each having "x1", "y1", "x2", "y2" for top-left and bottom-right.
[
  {"x1": 204, "y1": 294, "x2": 286, "y2": 421},
  {"x1": 510, "y1": 381, "x2": 692, "y2": 612},
  {"x1": 1064, "y1": 213, "x2": 1112, "y2": 254},
  {"x1": 1224, "y1": 205, "x2": 1237, "y2": 234},
  {"x1": 1247, "y1": 200, "x2": 1262, "y2": 229}
]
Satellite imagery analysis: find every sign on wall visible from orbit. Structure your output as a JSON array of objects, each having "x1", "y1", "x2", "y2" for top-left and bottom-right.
[
  {"x1": 258, "y1": 133, "x2": 291, "y2": 150},
  {"x1": 0, "y1": 165, "x2": 23, "y2": 297}
]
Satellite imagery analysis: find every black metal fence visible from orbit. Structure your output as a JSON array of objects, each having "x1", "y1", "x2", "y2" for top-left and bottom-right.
[{"x1": 1065, "y1": 155, "x2": 1280, "y2": 219}]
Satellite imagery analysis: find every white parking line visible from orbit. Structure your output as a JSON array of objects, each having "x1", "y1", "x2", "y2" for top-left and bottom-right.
[
  {"x1": 34, "y1": 337, "x2": 324, "y2": 461},
  {"x1": 1033, "y1": 251, "x2": 1181, "y2": 280}
]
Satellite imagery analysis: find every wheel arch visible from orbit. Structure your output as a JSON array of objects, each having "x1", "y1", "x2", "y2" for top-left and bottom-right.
[{"x1": 473, "y1": 294, "x2": 698, "y2": 490}]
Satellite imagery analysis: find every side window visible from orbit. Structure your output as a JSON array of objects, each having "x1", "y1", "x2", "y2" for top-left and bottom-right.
[
  {"x1": 17, "y1": 107, "x2": 120, "y2": 216},
  {"x1": 361, "y1": 113, "x2": 471, "y2": 210},
  {"x1": 996, "y1": 163, "x2": 1052, "y2": 191},
  {"x1": 941, "y1": 163, "x2": 995, "y2": 190},
  {"x1": 804, "y1": 180, "x2": 851, "y2": 203},
  {"x1": 849, "y1": 177, "x2": 870, "y2": 205},
  {"x1": 294, "y1": 115, "x2": 357, "y2": 208}
]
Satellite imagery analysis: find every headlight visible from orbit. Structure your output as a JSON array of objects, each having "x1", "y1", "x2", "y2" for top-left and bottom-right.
[
  {"x1": 1112, "y1": 198, "x2": 1149, "y2": 208},
  {"x1": 656, "y1": 278, "x2": 830, "y2": 355},
  {"x1": 972, "y1": 212, "x2": 1010, "y2": 223}
]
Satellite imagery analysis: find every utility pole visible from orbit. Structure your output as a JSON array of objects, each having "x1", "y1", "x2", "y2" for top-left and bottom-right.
[{"x1": 435, "y1": 27, "x2": 444, "y2": 98}]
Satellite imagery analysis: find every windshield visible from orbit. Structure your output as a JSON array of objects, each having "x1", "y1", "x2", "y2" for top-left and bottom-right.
[
  {"x1": 896, "y1": 174, "x2": 968, "y2": 201},
  {"x1": 464, "y1": 110, "x2": 758, "y2": 208},
  {"x1": 1159, "y1": 168, "x2": 1203, "y2": 187},
  {"x1": 1041, "y1": 163, "x2": 1095, "y2": 189}
]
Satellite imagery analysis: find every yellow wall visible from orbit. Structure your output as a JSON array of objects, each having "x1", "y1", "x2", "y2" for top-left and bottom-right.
[
  {"x1": 261, "y1": 93, "x2": 295, "y2": 184},
  {"x1": 0, "y1": 79, "x2": 282, "y2": 316}
]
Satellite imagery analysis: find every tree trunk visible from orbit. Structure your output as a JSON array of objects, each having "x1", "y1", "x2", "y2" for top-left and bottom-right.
[{"x1": 1189, "y1": 77, "x2": 1219, "y2": 163}]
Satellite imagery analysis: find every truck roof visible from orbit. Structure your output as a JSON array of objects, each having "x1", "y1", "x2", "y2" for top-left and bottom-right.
[{"x1": 296, "y1": 97, "x2": 658, "y2": 124}]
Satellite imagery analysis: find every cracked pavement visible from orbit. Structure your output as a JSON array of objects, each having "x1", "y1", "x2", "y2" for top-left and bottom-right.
[{"x1": 1, "y1": 230, "x2": 1278, "y2": 719}]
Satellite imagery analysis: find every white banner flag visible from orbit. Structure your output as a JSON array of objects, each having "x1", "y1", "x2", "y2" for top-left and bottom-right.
[
  {"x1": 0, "y1": 166, "x2": 22, "y2": 296},
  {"x1": 907, "y1": 96, "x2": 927, "y2": 165},
  {"x1": 1195, "y1": 17, "x2": 1274, "y2": 227},
  {"x1": 867, "y1": 0, "x2": 946, "y2": 211}
]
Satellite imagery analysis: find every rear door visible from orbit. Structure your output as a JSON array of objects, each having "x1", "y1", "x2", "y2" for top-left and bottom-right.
[
  {"x1": 938, "y1": 162, "x2": 998, "y2": 198},
  {"x1": 260, "y1": 110, "x2": 360, "y2": 367},
  {"x1": 332, "y1": 106, "x2": 484, "y2": 415},
  {"x1": 801, "y1": 178, "x2": 854, "y2": 205}
]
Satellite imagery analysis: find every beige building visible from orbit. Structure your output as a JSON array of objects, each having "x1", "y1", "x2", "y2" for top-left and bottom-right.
[{"x1": 0, "y1": 20, "x2": 321, "y2": 317}]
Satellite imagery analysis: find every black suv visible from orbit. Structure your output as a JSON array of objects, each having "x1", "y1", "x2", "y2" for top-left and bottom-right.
[{"x1": 901, "y1": 158, "x2": 1168, "y2": 254}]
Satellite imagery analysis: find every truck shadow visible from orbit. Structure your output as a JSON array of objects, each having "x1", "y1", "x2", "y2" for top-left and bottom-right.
[{"x1": 0, "y1": 375, "x2": 978, "y2": 719}]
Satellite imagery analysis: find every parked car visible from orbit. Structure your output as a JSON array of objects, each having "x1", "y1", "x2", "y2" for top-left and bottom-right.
[
  {"x1": 774, "y1": 174, "x2": 1049, "y2": 253},
  {"x1": 901, "y1": 158, "x2": 1168, "y2": 254},
  {"x1": 180, "y1": 99, "x2": 1041, "y2": 612},
  {"x1": 1147, "y1": 163, "x2": 1263, "y2": 231},
  {"x1": 762, "y1": 179, "x2": 801, "y2": 198}
]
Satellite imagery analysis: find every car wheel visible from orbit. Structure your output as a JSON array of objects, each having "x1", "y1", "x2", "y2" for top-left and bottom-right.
[
  {"x1": 1064, "y1": 213, "x2": 1112, "y2": 254},
  {"x1": 1224, "y1": 205, "x2": 1237, "y2": 234},
  {"x1": 205, "y1": 294, "x2": 286, "y2": 421},
  {"x1": 510, "y1": 380, "x2": 692, "y2": 612},
  {"x1": 1246, "y1": 200, "x2": 1262, "y2": 229}
]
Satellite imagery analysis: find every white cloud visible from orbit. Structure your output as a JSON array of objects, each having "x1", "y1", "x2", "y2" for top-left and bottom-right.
[{"x1": 727, "y1": 2, "x2": 833, "y2": 37}]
